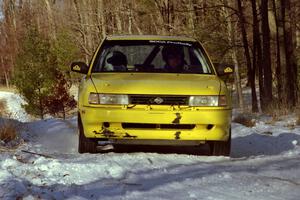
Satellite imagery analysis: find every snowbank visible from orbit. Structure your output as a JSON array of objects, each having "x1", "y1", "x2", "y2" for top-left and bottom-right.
[{"x1": 0, "y1": 91, "x2": 30, "y2": 122}]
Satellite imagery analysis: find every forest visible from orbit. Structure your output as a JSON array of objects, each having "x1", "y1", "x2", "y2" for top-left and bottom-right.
[{"x1": 0, "y1": 0, "x2": 299, "y2": 114}]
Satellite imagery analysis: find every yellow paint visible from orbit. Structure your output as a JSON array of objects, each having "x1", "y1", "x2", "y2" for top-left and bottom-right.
[{"x1": 81, "y1": 106, "x2": 231, "y2": 141}]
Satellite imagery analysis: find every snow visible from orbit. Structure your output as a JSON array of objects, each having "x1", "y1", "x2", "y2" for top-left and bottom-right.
[
  {"x1": 24, "y1": 118, "x2": 78, "y2": 154},
  {"x1": 1, "y1": 91, "x2": 300, "y2": 200},
  {"x1": 0, "y1": 91, "x2": 30, "y2": 122}
]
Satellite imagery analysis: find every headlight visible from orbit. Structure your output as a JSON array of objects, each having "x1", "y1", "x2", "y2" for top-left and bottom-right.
[
  {"x1": 88, "y1": 93, "x2": 129, "y2": 105},
  {"x1": 188, "y1": 95, "x2": 227, "y2": 106}
]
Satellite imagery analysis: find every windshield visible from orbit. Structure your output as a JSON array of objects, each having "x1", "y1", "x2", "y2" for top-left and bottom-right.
[{"x1": 92, "y1": 40, "x2": 214, "y2": 74}]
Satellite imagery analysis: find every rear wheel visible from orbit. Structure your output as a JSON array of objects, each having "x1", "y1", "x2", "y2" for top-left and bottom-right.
[
  {"x1": 78, "y1": 114, "x2": 97, "y2": 153},
  {"x1": 209, "y1": 129, "x2": 231, "y2": 156}
]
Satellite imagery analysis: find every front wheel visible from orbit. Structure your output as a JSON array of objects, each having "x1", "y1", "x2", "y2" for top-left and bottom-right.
[
  {"x1": 209, "y1": 129, "x2": 231, "y2": 156},
  {"x1": 78, "y1": 114, "x2": 97, "y2": 153}
]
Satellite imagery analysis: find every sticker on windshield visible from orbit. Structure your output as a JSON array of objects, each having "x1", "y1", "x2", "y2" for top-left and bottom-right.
[{"x1": 149, "y1": 40, "x2": 192, "y2": 46}]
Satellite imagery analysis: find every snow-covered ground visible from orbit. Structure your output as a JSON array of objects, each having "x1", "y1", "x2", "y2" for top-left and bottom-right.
[
  {"x1": 0, "y1": 91, "x2": 300, "y2": 200},
  {"x1": 0, "y1": 91, "x2": 30, "y2": 122}
]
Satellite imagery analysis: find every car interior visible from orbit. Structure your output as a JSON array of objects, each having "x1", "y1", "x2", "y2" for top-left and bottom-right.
[{"x1": 92, "y1": 43, "x2": 212, "y2": 74}]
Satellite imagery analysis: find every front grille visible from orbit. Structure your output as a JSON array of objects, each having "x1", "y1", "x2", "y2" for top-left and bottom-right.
[
  {"x1": 129, "y1": 95, "x2": 189, "y2": 105},
  {"x1": 122, "y1": 123, "x2": 195, "y2": 130}
]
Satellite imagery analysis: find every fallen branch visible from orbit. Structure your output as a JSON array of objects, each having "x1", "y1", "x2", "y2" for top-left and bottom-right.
[{"x1": 21, "y1": 150, "x2": 53, "y2": 158}]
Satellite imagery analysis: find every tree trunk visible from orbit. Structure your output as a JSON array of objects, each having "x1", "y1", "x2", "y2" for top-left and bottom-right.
[
  {"x1": 99, "y1": 0, "x2": 106, "y2": 39},
  {"x1": 3, "y1": 0, "x2": 18, "y2": 67},
  {"x1": 272, "y1": 0, "x2": 283, "y2": 104},
  {"x1": 132, "y1": 15, "x2": 143, "y2": 35},
  {"x1": 187, "y1": 0, "x2": 195, "y2": 35},
  {"x1": 0, "y1": 56, "x2": 9, "y2": 88},
  {"x1": 150, "y1": 13, "x2": 159, "y2": 34},
  {"x1": 237, "y1": 0, "x2": 258, "y2": 112},
  {"x1": 251, "y1": 0, "x2": 263, "y2": 111},
  {"x1": 62, "y1": 105, "x2": 66, "y2": 120},
  {"x1": 281, "y1": 0, "x2": 298, "y2": 108},
  {"x1": 4, "y1": 70, "x2": 10, "y2": 88},
  {"x1": 154, "y1": 0, "x2": 173, "y2": 34},
  {"x1": 232, "y1": 49, "x2": 244, "y2": 110},
  {"x1": 43, "y1": 0, "x2": 56, "y2": 41},
  {"x1": 127, "y1": 3, "x2": 133, "y2": 34},
  {"x1": 261, "y1": 0, "x2": 273, "y2": 111},
  {"x1": 73, "y1": 0, "x2": 90, "y2": 63},
  {"x1": 82, "y1": 1, "x2": 93, "y2": 53},
  {"x1": 222, "y1": 0, "x2": 244, "y2": 109},
  {"x1": 38, "y1": 88, "x2": 44, "y2": 120},
  {"x1": 115, "y1": 1, "x2": 123, "y2": 33}
]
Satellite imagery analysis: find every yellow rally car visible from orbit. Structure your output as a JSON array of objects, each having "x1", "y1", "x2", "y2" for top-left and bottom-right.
[{"x1": 71, "y1": 35, "x2": 233, "y2": 156}]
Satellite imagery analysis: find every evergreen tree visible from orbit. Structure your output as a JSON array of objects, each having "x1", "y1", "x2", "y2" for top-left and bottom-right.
[
  {"x1": 13, "y1": 27, "x2": 57, "y2": 119},
  {"x1": 45, "y1": 71, "x2": 76, "y2": 119}
]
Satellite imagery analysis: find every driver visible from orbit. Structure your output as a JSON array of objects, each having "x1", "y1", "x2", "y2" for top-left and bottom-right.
[{"x1": 162, "y1": 45, "x2": 185, "y2": 73}]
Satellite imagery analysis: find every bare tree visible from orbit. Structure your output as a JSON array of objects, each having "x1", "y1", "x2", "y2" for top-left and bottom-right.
[
  {"x1": 261, "y1": 0, "x2": 273, "y2": 111},
  {"x1": 237, "y1": 0, "x2": 258, "y2": 112},
  {"x1": 0, "y1": 0, "x2": 299, "y2": 113},
  {"x1": 42, "y1": 0, "x2": 56, "y2": 41},
  {"x1": 73, "y1": 0, "x2": 92, "y2": 62},
  {"x1": 281, "y1": 0, "x2": 298, "y2": 108},
  {"x1": 222, "y1": 0, "x2": 244, "y2": 110}
]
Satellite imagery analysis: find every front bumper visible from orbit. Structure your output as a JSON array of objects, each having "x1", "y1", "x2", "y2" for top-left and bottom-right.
[{"x1": 80, "y1": 105, "x2": 231, "y2": 143}]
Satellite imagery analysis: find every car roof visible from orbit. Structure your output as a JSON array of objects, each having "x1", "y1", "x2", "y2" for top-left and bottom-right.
[{"x1": 106, "y1": 35, "x2": 197, "y2": 42}]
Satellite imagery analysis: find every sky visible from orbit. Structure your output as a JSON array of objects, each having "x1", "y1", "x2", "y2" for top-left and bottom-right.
[{"x1": 0, "y1": 0, "x2": 3, "y2": 21}]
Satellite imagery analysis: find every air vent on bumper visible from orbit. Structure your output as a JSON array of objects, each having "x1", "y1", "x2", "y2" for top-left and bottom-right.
[{"x1": 122, "y1": 123, "x2": 195, "y2": 130}]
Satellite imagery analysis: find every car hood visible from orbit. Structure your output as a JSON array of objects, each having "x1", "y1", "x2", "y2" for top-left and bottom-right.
[{"x1": 90, "y1": 73, "x2": 221, "y2": 95}]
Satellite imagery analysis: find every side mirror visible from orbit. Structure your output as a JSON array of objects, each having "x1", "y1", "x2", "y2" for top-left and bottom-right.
[
  {"x1": 213, "y1": 63, "x2": 234, "y2": 76},
  {"x1": 71, "y1": 62, "x2": 89, "y2": 74}
]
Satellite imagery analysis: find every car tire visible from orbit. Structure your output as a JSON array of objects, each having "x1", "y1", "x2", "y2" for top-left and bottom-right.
[
  {"x1": 209, "y1": 129, "x2": 231, "y2": 156},
  {"x1": 78, "y1": 114, "x2": 97, "y2": 154}
]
